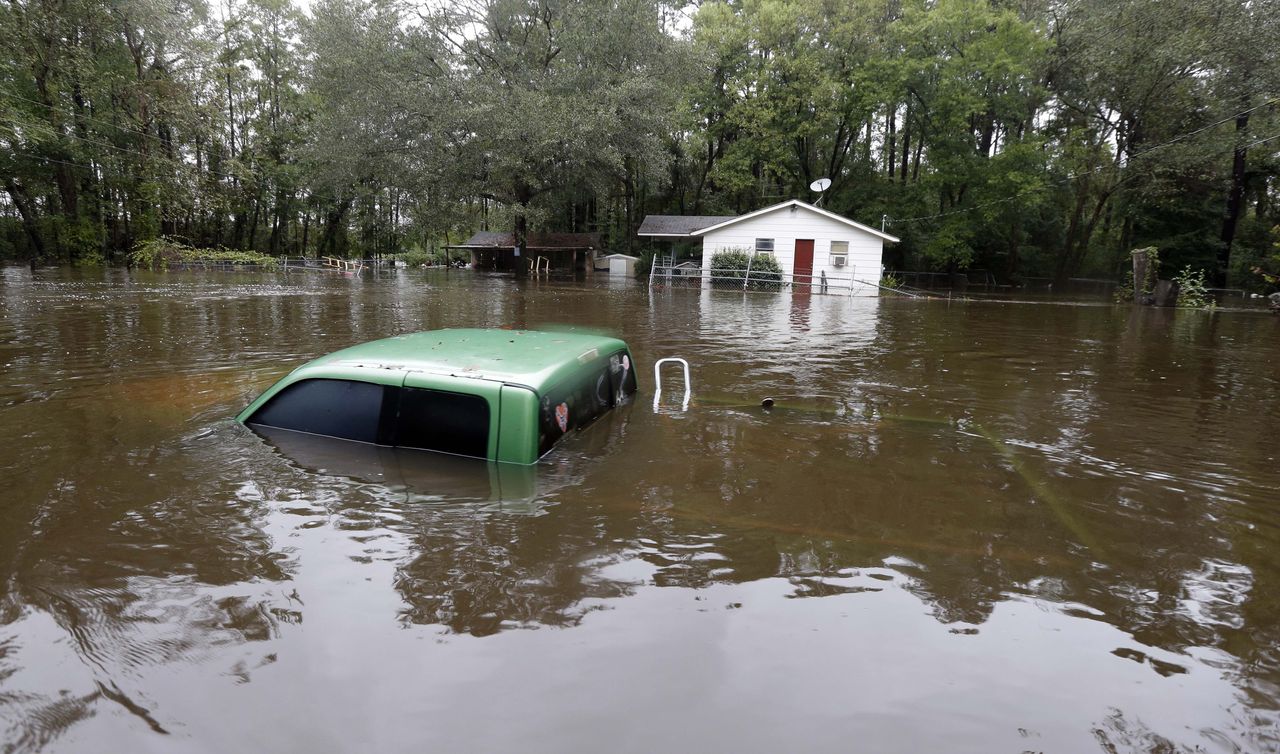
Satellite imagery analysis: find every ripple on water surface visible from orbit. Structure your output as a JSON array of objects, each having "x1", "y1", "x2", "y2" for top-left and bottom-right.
[{"x1": 1, "y1": 267, "x2": 1279, "y2": 752}]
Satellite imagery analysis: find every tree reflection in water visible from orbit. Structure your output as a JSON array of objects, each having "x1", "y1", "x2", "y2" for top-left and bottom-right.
[{"x1": 2, "y1": 269, "x2": 1279, "y2": 751}]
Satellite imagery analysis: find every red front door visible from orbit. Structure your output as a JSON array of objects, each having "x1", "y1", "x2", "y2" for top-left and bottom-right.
[{"x1": 794, "y1": 239, "x2": 815, "y2": 288}]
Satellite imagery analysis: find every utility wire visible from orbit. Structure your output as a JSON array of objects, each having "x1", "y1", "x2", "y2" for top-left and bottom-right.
[
  {"x1": 1241, "y1": 131, "x2": 1280, "y2": 150},
  {"x1": 0, "y1": 146, "x2": 373, "y2": 215},
  {"x1": 0, "y1": 118, "x2": 372, "y2": 209},
  {"x1": 0, "y1": 86, "x2": 230, "y2": 150},
  {"x1": 0, "y1": 89, "x2": 385, "y2": 210},
  {"x1": 5, "y1": 118, "x2": 227, "y2": 170}
]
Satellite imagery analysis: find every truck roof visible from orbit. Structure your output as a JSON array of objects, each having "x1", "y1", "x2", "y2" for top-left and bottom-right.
[{"x1": 297, "y1": 328, "x2": 629, "y2": 392}]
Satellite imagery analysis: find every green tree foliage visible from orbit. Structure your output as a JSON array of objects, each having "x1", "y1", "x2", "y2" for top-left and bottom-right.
[
  {"x1": 674, "y1": 0, "x2": 1280, "y2": 286},
  {"x1": 1, "y1": 0, "x2": 1278, "y2": 290},
  {"x1": 415, "y1": 0, "x2": 688, "y2": 257}
]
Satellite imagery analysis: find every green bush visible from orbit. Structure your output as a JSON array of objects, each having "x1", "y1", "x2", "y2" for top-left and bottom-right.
[
  {"x1": 1173, "y1": 266, "x2": 1214, "y2": 309},
  {"x1": 708, "y1": 248, "x2": 783, "y2": 289},
  {"x1": 1250, "y1": 225, "x2": 1280, "y2": 290},
  {"x1": 130, "y1": 236, "x2": 277, "y2": 270},
  {"x1": 399, "y1": 248, "x2": 431, "y2": 267},
  {"x1": 634, "y1": 249, "x2": 653, "y2": 278}
]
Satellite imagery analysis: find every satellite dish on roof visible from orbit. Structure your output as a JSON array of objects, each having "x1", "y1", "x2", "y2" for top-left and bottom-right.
[{"x1": 809, "y1": 177, "x2": 832, "y2": 206}]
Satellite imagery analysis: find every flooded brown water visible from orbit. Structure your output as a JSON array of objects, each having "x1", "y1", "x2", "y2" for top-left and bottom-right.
[{"x1": 2, "y1": 266, "x2": 1279, "y2": 753}]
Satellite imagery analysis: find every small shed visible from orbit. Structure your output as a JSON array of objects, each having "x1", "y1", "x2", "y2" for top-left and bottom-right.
[{"x1": 602, "y1": 253, "x2": 639, "y2": 277}]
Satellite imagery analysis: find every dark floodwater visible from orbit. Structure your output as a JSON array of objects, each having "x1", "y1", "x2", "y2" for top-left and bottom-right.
[{"x1": 2, "y1": 266, "x2": 1279, "y2": 753}]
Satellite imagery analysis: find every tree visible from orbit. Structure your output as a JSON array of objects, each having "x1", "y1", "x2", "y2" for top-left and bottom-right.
[{"x1": 417, "y1": 0, "x2": 686, "y2": 266}]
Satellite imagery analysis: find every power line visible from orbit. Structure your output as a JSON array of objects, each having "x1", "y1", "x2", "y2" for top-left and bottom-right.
[
  {"x1": 1241, "y1": 132, "x2": 1280, "y2": 150},
  {"x1": 0, "y1": 86, "x2": 225, "y2": 150},
  {"x1": 0, "y1": 147, "x2": 362, "y2": 211},
  {"x1": 0, "y1": 89, "x2": 377, "y2": 209},
  {"x1": 5, "y1": 118, "x2": 222, "y2": 170}
]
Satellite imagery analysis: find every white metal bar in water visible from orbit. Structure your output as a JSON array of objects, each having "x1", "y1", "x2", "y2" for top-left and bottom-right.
[{"x1": 652, "y1": 357, "x2": 691, "y2": 411}]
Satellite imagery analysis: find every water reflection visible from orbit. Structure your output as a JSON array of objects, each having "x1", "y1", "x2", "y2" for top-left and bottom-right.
[
  {"x1": 252, "y1": 427, "x2": 541, "y2": 505},
  {"x1": 1, "y1": 267, "x2": 1278, "y2": 751}
]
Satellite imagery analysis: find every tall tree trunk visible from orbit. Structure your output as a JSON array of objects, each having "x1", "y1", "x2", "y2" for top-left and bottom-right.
[
  {"x1": 886, "y1": 107, "x2": 897, "y2": 178},
  {"x1": 300, "y1": 208, "x2": 310, "y2": 256},
  {"x1": 5, "y1": 178, "x2": 47, "y2": 259},
  {"x1": 1056, "y1": 179, "x2": 1118, "y2": 285},
  {"x1": 1217, "y1": 107, "x2": 1249, "y2": 286},
  {"x1": 319, "y1": 200, "x2": 350, "y2": 256},
  {"x1": 513, "y1": 207, "x2": 529, "y2": 278},
  {"x1": 693, "y1": 138, "x2": 715, "y2": 214},
  {"x1": 246, "y1": 181, "x2": 266, "y2": 249},
  {"x1": 978, "y1": 110, "x2": 996, "y2": 157},
  {"x1": 900, "y1": 114, "x2": 911, "y2": 185},
  {"x1": 912, "y1": 135, "x2": 923, "y2": 182},
  {"x1": 623, "y1": 156, "x2": 635, "y2": 255},
  {"x1": 1056, "y1": 179, "x2": 1093, "y2": 285},
  {"x1": 231, "y1": 209, "x2": 246, "y2": 249}
]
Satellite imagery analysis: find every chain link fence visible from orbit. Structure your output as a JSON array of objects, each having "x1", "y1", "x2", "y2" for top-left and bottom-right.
[{"x1": 648, "y1": 262, "x2": 918, "y2": 297}]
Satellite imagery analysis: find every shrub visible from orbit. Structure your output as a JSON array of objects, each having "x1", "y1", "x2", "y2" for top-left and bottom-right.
[
  {"x1": 1250, "y1": 225, "x2": 1280, "y2": 289},
  {"x1": 634, "y1": 249, "x2": 653, "y2": 278},
  {"x1": 1173, "y1": 266, "x2": 1214, "y2": 309},
  {"x1": 708, "y1": 248, "x2": 783, "y2": 289},
  {"x1": 130, "y1": 236, "x2": 277, "y2": 270},
  {"x1": 399, "y1": 248, "x2": 431, "y2": 267}
]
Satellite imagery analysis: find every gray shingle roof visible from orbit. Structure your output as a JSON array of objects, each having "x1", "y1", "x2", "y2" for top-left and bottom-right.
[
  {"x1": 636, "y1": 215, "x2": 736, "y2": 237},
  {"x1": 451, "y1": 231, "x2": 602, "y2": 250}
]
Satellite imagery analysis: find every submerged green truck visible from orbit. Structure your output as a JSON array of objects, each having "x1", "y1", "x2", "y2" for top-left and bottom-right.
[{"x1": 237, "y1": 329, "x2": 637, "y2": 464}]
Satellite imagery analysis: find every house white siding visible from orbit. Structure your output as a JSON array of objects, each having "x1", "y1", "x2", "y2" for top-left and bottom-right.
[{"x1": 698, "y1": 205, "x2": 886, "y2": 296}]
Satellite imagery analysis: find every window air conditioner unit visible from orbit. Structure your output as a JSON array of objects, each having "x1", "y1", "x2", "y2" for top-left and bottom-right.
[{"x1": 831, "y1": 254, "x2": 847, "y2": 268}]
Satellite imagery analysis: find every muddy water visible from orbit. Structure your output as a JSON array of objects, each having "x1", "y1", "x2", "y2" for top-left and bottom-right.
[{"x1": 1, "y1": 266, "x2": 1279, "y2": 753}]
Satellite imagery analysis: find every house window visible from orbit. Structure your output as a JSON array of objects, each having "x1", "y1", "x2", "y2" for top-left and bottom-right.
[
  {"x1": 830, "y1": 240, "x2": 849, "y2": 268},
  {"x1": 755, "y1": 238, "x2": 774, "y2": 255}
]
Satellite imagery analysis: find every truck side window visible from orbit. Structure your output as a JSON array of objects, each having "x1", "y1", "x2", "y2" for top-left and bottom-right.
[
  {"x1": 249, "y1": 378, "x2": 387, "y2": 444},
  {"x1": 396, "y1": 387, "x2": 490, "y2": 458}
]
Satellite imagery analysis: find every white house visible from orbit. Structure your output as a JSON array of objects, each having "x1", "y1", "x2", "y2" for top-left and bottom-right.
[{"x1": 637, "y1": 200, "x2": 899, "y2": 296}]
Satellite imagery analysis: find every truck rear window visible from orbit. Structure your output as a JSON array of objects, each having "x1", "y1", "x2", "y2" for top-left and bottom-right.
[{"x1": 248, "y1": 378, "x2": 489, "y2": 458}]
